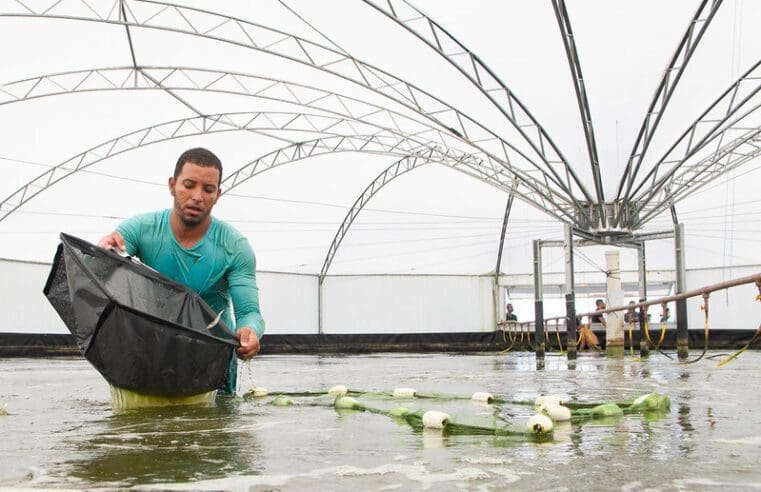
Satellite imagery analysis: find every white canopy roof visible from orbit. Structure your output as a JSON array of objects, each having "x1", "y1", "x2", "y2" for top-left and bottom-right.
[{"x1": 1, "y1": 0, "x2": 759, "y2": 277}]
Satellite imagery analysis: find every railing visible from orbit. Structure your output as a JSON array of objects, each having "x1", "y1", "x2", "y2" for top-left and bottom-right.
[{"x1": 498, "y1": 273, "x2": 761, "y2": 362}]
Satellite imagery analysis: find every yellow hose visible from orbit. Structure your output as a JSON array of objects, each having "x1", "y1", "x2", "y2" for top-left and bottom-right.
[{"x1": 683, "y1": 294, "x2": 710, "y2": 364}]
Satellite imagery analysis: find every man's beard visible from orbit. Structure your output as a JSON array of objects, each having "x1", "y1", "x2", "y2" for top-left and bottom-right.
[{"x1": 176, "y1": 199, "x2": 208, "y2": 228}]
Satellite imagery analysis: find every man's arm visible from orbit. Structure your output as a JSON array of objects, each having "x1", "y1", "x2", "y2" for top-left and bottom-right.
[
  {"x1": 98, "y1": 214, "x2": 144, "y2": 255},
  {"x1": 228, "y1": 236, "x2": 265, "y2": 360}
]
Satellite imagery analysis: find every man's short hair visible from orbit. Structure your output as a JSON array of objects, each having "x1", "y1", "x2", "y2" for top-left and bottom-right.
[{"x1": 174, "y1": 148, "x2": 223, "y2": 185}]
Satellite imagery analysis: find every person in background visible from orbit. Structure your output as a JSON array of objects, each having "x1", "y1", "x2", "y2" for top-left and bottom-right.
[
  {"x1": 577, "y1": 316, "x2": 600, "y2": 351},
  {"x1": 624, "y1": 301, "x2": 637, "y2": 324},
  {"x1": 660, "y1": 306, "x2": 671, "y2": 323},
  {"x1": 591, "y1": 298, "x2": 607, "y2": 328},
  {"x1": 505, "y1": 303, "x2": 517, "y2": 322},
  {"x1": 98, "y1": 147, "x2": 264, "y2": 395}
]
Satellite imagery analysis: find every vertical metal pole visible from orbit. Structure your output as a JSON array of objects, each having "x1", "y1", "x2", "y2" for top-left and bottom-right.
[
  {"x1": 675, "y1": 222, "x2": 689, "y2": 358},
  {"x1": 637, "y1": 242, "x2": 648, "y2": 356},
  {"x1": 494, "y1": 193, "x2": 516, "y2": 329},
  {"x1": 566, "y1": 293, "x2": 577, "y2": 360},
  {"x1": 318, "y1": 278, "x2": 324, "y2": 335},
  {"x1": 495, "y1": 194, "x2": 515, "y2": 281},
  {"x1": 533, "y1": 240, "x2": 545, "y2": 358},
  {"x1": 638, "y1": 297, "x2": 648, "y2": 358},
  {"x1": 637, "y1": 241, "x2": 648, "y2": 300},
  {"x1": 564, "y1": 224, "x2": 576, "y2": 360}
]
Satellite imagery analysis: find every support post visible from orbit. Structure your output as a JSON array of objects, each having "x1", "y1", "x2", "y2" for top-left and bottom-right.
[
  {"x1": 566, "y1": 293, "x2": 577, "y2": 360},
  {"x1": 637, "y1": 242, "x2": 649, "y2": 356},
  {"x1": 605, "y1": 250, "x2": 625, "y2": 358},
  {"x1": 318, "y1": 278, "x2": 324, "y2": 335},
  {"x1": 494, "y1": 193, "x2": 515, "y2": 329},
  {"x1": 564, "y1": 224, "x2": 576, "y2": 360},
  {"x1": 638, "y1": 297, "x2": 649, "y2": 357},
  {"x1": 675, "y1": 222, "x2": 689, "y2": 358},
  {"x1": 533, "y1": 240, "x2": 545, "y2": 358}
]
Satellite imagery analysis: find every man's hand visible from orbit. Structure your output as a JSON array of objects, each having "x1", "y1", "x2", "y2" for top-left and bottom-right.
[
  {"x1": 236, "y1": 327, "x2": 260, "y2": 359},
  {"x1": 98, "y1": 231, "x2": 126, "y2": 251}
]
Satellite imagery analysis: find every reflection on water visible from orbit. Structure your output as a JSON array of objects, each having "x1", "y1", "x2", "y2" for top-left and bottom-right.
[
  {"x1": 1, "y1": 352, "x2": 761, "y2": 490},
  {"x1": 62, "y1": 399, "x2": 261, "y2": 487}
]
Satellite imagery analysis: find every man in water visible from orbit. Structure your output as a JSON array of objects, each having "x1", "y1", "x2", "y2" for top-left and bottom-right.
[{"x1": 98, "y1": 147, "x2": 264, "y2": 394}]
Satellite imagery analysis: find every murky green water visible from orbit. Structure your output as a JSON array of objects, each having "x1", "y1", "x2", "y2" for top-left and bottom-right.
[{"x1": 1, "y1": 352, "x2": 760, "y2": 490}]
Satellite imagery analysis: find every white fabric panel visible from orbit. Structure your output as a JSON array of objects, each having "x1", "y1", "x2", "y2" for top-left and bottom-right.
[
  {"x1": 2, "y1": 259, "x2": 758, "y2": 334},
  {"x1": 685, "y1": 266, "x2": 761, "y2": 330},
  {"x1": 322, "y1": 275, "x2": 495, "y2": 334},
  {"x1": 257, "y1": 272, "x2": 318, "y2": 334},
  {"x1": 0, "y1": 259, "x2": 66, "y2": 333}
]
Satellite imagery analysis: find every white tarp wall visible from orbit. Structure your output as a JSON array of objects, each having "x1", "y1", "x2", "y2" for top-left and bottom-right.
[
  {"x1": 321, "y1": 275, "x2": 495, "y2": 334},
  {"x1": 0, "y1": 258, "x2": 496, "y2": 335},
  {"x1": 1, "y1": 258, "x2": 757, "y2": 335}
]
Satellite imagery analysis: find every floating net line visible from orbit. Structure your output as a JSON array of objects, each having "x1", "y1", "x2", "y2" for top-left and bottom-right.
[{"x1": 243, "y1": 386, "x2": 671, "y2": 440}]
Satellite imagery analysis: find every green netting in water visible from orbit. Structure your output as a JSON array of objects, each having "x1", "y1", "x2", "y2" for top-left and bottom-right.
[{"x1": 247, "y1": 386, "x2": 671, "y2": 441}]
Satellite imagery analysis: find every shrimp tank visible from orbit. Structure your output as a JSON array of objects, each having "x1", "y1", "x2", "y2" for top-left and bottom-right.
[{"x1": 1, "y1": 351, "x2": 760, "y2": 490}]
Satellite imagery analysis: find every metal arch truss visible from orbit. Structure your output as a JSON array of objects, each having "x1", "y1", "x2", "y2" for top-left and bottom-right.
[
  {"x1": 630, "y1": 58, "x2": 761, "y2": 220},
  {"x1": 0, "y1": 64, "x2": 570, "y2": 213},
  {"x1": 551, "y1": 0, "x2": 604, "y2": 210},
  {"x1": 318, "y1": 147, "x2": 455, "y2": 282},
  {"x1": 635, "y1": 123, "x2": 761, "y2": 227},
  {"x1": 220, "y1": 135, "x2": 505, "y2": 199},
  {"x1": 0, "y1": 67, "x2": 581, "y2": 223},
  {"x1": 0, "y1": 66, "x2": 444, "y2": 143},
  {"x1": 0, "y1": 0, "x2": 589, "y2": 221},
  {"x1": 220, "y1": 137, "x2": 521, "y2": 280},
  {"x1": 1, "y1": 1, "x2": 756, "y2": 245},
  {"x1": 617, "y1": 0, "x2": 723, "y2": 205},
  {"x1": 360, "y1": 0, "x2": 593, "y2": 203},
  {"x1": 0, "y1": 111, "x2": 566, "y2": 225}
]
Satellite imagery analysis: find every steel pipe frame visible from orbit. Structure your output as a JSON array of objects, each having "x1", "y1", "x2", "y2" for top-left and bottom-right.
[
  {"x1": 2, "y1": 1, "x2": 755, "y2": 241},
  {"x1": 0, "y1": 106, "x2": 530, "y2": 281},
  {"x1": 552, "y1": 0, "x2": 605, "y2": 221},
  {"x1": 0, "y1": 0, "x2": 584, "y2": 214},
  {"x1": 0, "y1": 111, "x2": 416, "y2": 222},
  {"x1": 0, "y1": 67, "x2": 580, "y2": 224},
  {"x1": 635, "y1": 123, "x2": 761, "y2": 226},
  {"x1": 616, "y1": 0, "x2": 723, "y2": 205},
  {"x1": 0, "y1": 110, "x2": 530, "y2": 223},
  {"x1": 362, "y1": 0, "x2": 595, "y2": 208},
  {"x1": 630, "y1": 59, "x2": 761, "y2": 216}
]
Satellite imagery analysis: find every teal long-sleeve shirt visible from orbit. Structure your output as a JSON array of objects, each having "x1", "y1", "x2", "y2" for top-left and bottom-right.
[{"x1": 116, "y1": 209, "x2": 265, "y2": 339}]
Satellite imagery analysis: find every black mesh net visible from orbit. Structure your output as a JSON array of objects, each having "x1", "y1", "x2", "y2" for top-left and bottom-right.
[{"x1": 43, "y1": 234, "x2": 239, "y2": 396}]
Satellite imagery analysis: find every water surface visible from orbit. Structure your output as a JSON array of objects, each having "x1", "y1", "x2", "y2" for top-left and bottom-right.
[{"x1": 1, "y1": 352, "x2": 760, "y2": 490}]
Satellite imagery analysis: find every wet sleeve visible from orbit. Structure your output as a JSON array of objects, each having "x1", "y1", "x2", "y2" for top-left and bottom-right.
[
  {"x1": 115, "y1": 214, "x2": 146, "y2": 256},
  {"x1": 228, "y1": 236, "x2": 265, "y2": 339}
]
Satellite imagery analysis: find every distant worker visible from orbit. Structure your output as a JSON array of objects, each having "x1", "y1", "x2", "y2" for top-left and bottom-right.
[
  {"x1": 577, "y1": 316, "x2": 600, "y2": 351},
  {"x1": 505, "y1": 303, "x2": 517, "y2": 322},
  {"x1": 624, "y1": 301, "x2": 636, "y2": 324},
  {"x1": 660, "y1": 306, "x2": 671, "y2": 323},
  {"x1": 591, "y1": 298, "x2": 607, "y2": 328}
]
